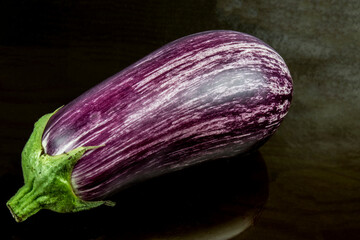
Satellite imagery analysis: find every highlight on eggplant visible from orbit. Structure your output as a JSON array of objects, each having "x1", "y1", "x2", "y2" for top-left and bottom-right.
[{"x1": 7, "y1": 30, "x2": 293, "y2": 222}]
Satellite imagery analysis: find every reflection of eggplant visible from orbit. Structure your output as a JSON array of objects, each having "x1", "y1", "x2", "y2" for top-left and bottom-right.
[{"x1": 7, "y1": 151, "x2": 268, "y2": 240}]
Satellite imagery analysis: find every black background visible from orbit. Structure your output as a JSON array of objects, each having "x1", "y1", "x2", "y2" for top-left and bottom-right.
[{"x1": 1, "y1": 1, "x2": 360, "y2": 239}]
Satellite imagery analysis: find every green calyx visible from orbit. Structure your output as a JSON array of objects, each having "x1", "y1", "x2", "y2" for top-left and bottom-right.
[{"x1": 6, "y1": 108, "x2": 114, "y2": 222}]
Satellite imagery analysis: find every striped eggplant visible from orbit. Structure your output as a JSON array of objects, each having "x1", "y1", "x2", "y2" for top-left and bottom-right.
[{"x1": 7, "y1": 30, "x2": 293, "y2": 222}]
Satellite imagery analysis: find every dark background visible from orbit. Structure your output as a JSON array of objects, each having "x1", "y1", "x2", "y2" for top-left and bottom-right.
[{"x1": 1, "y1": 0, "x2": 359, "y2": 239}]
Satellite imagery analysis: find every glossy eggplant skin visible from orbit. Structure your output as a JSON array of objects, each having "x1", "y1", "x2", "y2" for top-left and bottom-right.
[{"x1": 42, "y1": 30, "x2": 292, "y2": 200}]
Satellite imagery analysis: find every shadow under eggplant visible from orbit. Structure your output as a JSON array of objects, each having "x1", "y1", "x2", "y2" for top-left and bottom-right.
[{"x1": 4, "y1": 150, "x2": 269, "y2": 240}]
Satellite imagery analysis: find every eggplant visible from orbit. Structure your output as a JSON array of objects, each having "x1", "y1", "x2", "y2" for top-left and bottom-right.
[{"x1": 7, "y1": 30, "x2": 293, "y2": 222}]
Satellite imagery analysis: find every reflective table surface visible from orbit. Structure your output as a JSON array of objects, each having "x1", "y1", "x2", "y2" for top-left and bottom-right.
[{"x1": 1, "y1": 1, "x2": 359, "y2": 239}]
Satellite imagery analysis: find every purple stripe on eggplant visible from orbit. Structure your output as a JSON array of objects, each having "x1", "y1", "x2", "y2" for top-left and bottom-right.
[{"x1": 42, "y1": 30, "x2": 292, "y2": 200}]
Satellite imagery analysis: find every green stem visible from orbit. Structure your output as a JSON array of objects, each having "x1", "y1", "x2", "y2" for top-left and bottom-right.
[
  {"x1": 6, "y1": 108, "x2": 114, "y2": 222},
  {"x1": 7, "y1": 184, "x2": 43, "y2": 222}
]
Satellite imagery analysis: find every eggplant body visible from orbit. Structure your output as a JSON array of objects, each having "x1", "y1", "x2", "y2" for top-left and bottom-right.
[{"x1": 41, "y1": 30, "x2": 292, "y2": 200}]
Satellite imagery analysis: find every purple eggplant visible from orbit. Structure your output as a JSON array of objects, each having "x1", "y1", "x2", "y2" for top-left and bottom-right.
[{"x1": 7, "y1": 30, "x2": 292, "y2": 222}]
